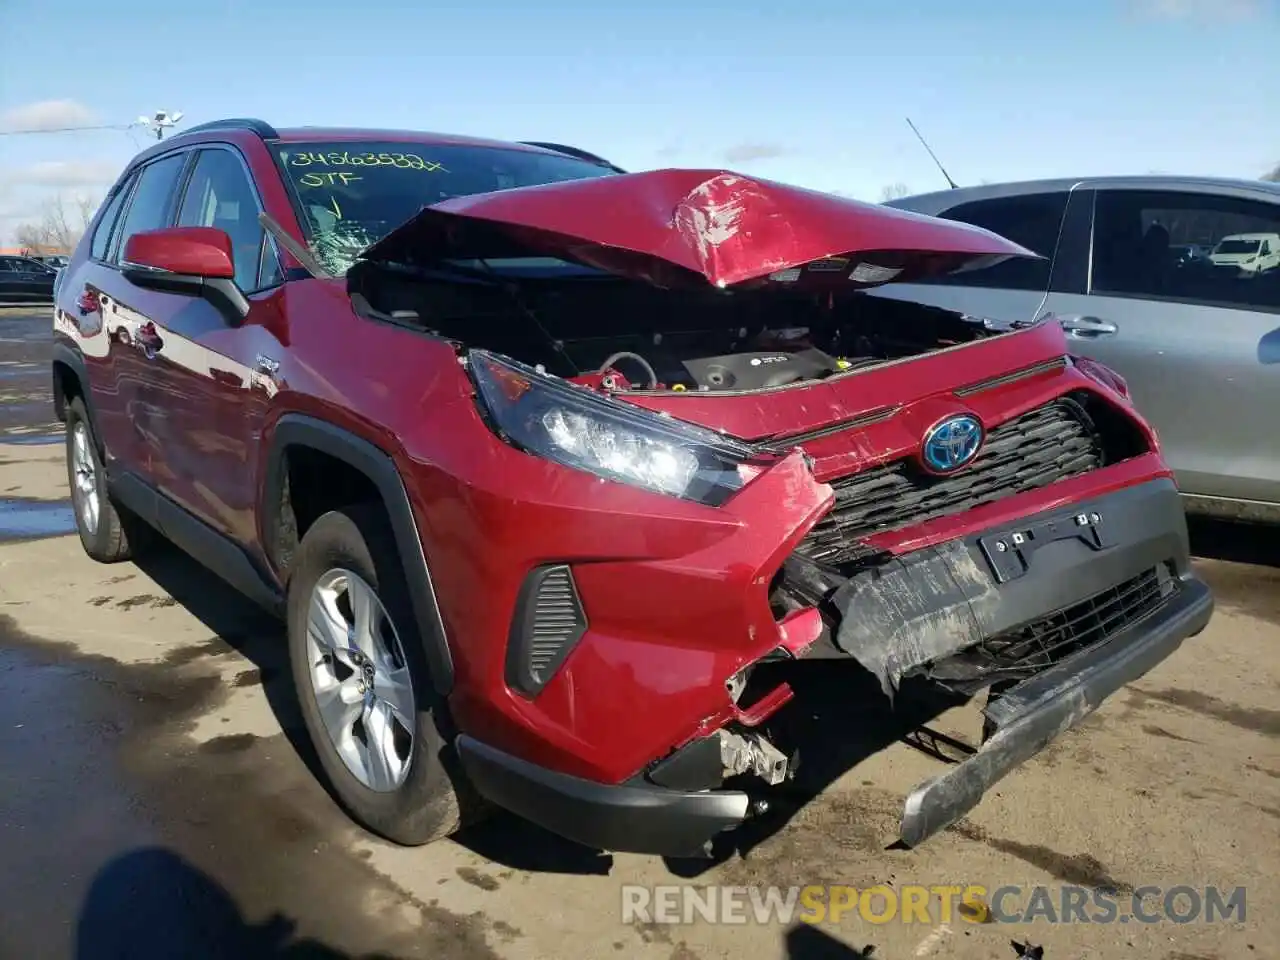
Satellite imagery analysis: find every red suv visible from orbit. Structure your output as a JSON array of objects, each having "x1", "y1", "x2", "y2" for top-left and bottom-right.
[{"x1": 52, "y1": 119, "x2": 1213, "y2": 857}]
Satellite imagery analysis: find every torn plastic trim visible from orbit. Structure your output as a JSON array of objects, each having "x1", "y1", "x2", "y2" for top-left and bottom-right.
[
  {"x1": 899, "y1": 574, "x2": 1213, "y2": 846},
  {"x1": 820, "y1": 478, "x2": 1193, "y2": 700}
]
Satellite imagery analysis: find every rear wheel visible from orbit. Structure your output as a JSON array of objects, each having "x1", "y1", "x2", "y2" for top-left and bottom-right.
[
  {"x1": 287, "y1": 503, "x2": 474, "y2": 845},
  {"x1": 65, "y1": 397, "x2": 146, "y2": 563}
]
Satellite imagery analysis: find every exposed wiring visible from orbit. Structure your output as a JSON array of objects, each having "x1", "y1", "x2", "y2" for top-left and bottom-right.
[{"x1": 597, "y1": 351, "x2": 658, "y2": 389}]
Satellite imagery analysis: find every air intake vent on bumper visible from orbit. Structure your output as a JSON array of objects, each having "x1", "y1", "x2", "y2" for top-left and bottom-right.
[{"x1": 506, "y1": 564, "x2": 589, "y2": 697}]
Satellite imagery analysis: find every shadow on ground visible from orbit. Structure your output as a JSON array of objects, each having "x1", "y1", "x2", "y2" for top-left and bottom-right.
[
  {"x1": 76, "y1": 847, "x2": 407, "y2": 960},
  {"x1": 1188, "y1": 515, "x2": 1280, "y2": 568},
  {"x1": 783, "y1": 924, "x2": 878, "y2": 958}
]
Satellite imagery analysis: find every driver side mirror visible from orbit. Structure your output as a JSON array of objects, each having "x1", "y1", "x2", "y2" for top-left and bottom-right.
[{"x1": 121, "y1": 226, "x2": 250, "y2": 323}]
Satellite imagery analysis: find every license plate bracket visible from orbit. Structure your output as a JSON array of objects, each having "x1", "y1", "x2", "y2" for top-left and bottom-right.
[{"x1": 979, "y1": 509, "x2": 1113, "y2": 583}]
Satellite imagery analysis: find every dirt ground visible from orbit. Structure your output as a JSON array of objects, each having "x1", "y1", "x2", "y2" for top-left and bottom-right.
[{"x1": 1, "y1": 307, "x2": 1277, "y2": 960}]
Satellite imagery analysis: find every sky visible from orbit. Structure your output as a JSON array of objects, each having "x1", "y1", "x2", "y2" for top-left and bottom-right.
[{"x1": 1, "y1": 0, "x2": 1277, "y2": 247}]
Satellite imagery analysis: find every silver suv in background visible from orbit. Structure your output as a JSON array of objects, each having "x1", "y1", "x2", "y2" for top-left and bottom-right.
[{"x1": 881, "y1": 177, "x2": 1280, "y2": 524}]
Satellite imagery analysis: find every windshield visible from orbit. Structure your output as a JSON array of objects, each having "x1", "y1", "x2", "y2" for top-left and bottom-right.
[
  {"x1": 1213, "y1": 238, "x2": 1260, "y2": 255},
  {"x1": 273, "y1": 140, "x2": 617, "y2": 274}
]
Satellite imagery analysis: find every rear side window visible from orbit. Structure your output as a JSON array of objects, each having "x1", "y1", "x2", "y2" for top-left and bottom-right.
[
  {"x1": 176, "y1": 147, "x2": 273, "y2": 291},
  {"x1": 89, "y1": 178, "x2": 134, "y2": 262},
  {"x1": 925, "y1": 192, "x2": 1070, "y2": 291},
  {"x1": 115, "y1": 154, "x2": 187, "y2": 257},
  {"x1": 1091, "y1": 189, "x2": 1280, "y2": 311}
]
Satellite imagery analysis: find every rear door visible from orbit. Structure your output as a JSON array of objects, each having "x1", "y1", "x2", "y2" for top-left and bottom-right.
[
  {"x1": 1038, "y1": 184, "x2": 1280, "y2": 504},
  {"x1": 870, "y1": 188, "x2": 1074, "y2": 327}
]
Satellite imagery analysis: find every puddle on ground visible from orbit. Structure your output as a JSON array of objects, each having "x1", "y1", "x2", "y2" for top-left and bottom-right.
[
  {"x1": 0, "y1": 497, "x2": 76, "y2": 541},
  {"x1": 0, "y1": 365, "x2": 41, "y2": 379},
  {"x1": 0, "y1": 433, "x2": 61, "y2": 446}
]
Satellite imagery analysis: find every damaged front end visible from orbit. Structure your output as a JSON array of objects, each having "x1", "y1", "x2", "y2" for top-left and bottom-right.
[{"x1": 338, "y1": 163, "x2": 1212, "y2": 854}]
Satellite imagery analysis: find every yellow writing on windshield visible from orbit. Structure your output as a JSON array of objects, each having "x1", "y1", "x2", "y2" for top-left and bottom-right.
[
  {"x1": 289, "y1": 151, "x2": 446, "y2": 172},
  {"x1": 299, "y1": 172, "x2": 362, "y2": 188}
]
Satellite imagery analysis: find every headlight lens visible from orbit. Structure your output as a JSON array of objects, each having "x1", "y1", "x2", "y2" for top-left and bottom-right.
[{"x1": 468, "y1": 350, "x2": 759, "y2": 504}]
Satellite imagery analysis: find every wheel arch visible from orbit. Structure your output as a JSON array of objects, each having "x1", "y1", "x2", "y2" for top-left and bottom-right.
[
  {"x1": 51, "y1": 341, "x2": 91, "y2": 426},
  {"x1": 262, "y1": 414, "x2": 455, "y2": 696}
]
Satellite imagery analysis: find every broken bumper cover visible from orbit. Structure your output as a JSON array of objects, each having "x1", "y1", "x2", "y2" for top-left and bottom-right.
[
  {"x1": 455, "y1": 735, "x2": 750, "y2": 857},
  {"x1": 900, "y1": 573, "x2": 1212, "y2": 846},
  {"x1": 456, "y1": 478, "x2": 1212, "y2": 856}
]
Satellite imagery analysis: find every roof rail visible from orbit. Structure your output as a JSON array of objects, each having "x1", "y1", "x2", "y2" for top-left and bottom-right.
[
  {"x1": 176, "y1": 118, "x2": 279, "y2": 140},
  {"x1": 519, "y1": 141, "x2": 626, "y2": 174}
]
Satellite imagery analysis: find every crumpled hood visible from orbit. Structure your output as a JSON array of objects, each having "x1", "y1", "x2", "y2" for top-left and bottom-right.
[{"x1": 360, "y1": 169, "x2": 1039, "y2": 289}]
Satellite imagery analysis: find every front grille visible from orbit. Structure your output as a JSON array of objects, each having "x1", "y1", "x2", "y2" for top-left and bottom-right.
[
  {"x1": 798, "y1": 394, "x2": 1106, "y2": 566},
  {"x1": 976, "y1": 565, "x2": 1174, "y2": 678}
]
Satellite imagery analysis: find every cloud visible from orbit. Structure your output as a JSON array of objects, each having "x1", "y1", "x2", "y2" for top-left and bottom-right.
[
  {"x1": 722, "y1": 142, "x2": 788, "y2": 163},
  {"x1": 3, "y1": 159, "x2": 119, "y2": 189},
  {"x1": 0, "y1": 99, "x2": 98, "y2": 132},
  {"x1": 1130, "y1": 0, "x2": 1261, "y2": 19},
  {"x1": 0, "y1": 160, "x2": 117, "y2": 244}
]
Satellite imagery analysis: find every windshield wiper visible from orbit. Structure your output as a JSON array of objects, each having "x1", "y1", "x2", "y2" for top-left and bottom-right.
[{"x1": 259, "y1": 212, "x2": 333, "y2": 280}]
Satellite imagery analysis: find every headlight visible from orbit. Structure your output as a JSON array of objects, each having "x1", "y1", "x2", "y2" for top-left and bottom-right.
[{"x1": 467, "y1": 350, "x2": 759, "y2": 505}]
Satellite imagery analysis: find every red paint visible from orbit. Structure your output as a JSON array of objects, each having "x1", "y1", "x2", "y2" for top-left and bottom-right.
[
  {"x1": 123, "y1": 226, "x2": 236, "y2": 279},
  {"x1": 53, "y1": 125, "x2": 1178, "y2": 788},
  {"x1": 365, "y1": 168, "x2": 1037, "y2": 290}
]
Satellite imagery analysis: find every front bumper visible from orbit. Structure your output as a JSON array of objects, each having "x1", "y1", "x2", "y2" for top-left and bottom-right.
[
  {"x1": 456, "y1": 477, "x2": 1213, "y2": 856},
  {"x1": 900, "y1": 572, "x2": 1211, "y2": 845}
]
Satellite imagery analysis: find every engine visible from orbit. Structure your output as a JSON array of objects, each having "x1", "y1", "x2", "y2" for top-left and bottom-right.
[
  {"x1": 561, "y1": 327, "x2": 870, "y2": 392},
  {"x1": 680, "y1": 348, "x2": 843, "y2": 391}
]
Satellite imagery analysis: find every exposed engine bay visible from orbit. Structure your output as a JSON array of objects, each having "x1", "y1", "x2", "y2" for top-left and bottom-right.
[{"x1": 346, "y1": 259, "x2": 1004, "y2": 393}]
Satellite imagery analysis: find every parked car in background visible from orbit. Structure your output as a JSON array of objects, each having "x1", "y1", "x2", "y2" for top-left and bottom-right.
[
  {"x1": 48, "y1": 119, "x2": 1212, "y2": 858},
  {"x1": 33, "y1": 254, "x2": 71, "y2": 270},
  {"x1": 1208, "y1": 232, "x2": 1280, "y2": 275},
  {"x1": 883, "y1": 176, "x2": 1280, "y2": 524},
  {"x1": 0, "y1": 254, "x2": 57, "y2": 302}
]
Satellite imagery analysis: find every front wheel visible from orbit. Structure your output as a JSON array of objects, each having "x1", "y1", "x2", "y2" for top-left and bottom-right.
[{"x1": 287, "y1": 503, "x2": 474, "y2": 845}]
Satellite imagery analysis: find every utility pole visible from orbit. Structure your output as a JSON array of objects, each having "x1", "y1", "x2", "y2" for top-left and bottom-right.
[{"x1": 138, "y1": 110, "x2": 184, "y2": 140}]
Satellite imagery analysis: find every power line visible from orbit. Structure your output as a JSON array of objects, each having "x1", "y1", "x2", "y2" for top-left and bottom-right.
[{"x1": 0, "y1": 123, "x2": 138, "y2": 136}]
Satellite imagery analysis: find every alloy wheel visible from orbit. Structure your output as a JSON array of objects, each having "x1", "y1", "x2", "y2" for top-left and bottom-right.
[
  {"x1": 305, "y1": 568, "x2": 416, "y2": 792},
  {"x1": 71, "y1": 421, "x2": 100, "y2": 537}
]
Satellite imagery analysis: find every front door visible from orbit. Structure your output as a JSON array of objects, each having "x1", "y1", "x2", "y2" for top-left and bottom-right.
[
  {"x1": 88, "y1": 152, "x2": 191, "y2": 484},
  {"x1": 131, "y1": 145, "x2": 286, "y2": 549}
]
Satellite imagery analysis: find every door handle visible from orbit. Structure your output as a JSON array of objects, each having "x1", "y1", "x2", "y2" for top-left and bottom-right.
[{"x1": 1057, "y1": 315, "x2": 1118, "y2": 338}]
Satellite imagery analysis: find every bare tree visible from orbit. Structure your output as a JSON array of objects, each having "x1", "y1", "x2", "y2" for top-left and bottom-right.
[
  {"x1": 12, "y1": 192, "x2": 100, "y2": 255},
  {"x1": 1264, "y1": 162, "x2": 1280, "y2": 183},
  {"x1": 880, "y1": 182, "x2": 911, "y2": 202}
]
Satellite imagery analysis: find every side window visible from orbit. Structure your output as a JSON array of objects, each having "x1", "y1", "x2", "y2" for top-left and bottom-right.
[
  {"x1": 176, "y1": 148, "x2": 274, "y2": 291},
  {"x1": 89, "y1": 177, "x2": 134, "y2": 262},
  {"x1": 1091, "y1": 189, "x2": 1280, "y2": 311},
  {"x1": 923, "y1": 192, "x2": 1070, "y2": 291},
  {"x1": 115, "y1": 154, "x2": 187, "y2": 259},
  {"x1": 256, "y1": 234, "x2": 284, "y2": 289}
]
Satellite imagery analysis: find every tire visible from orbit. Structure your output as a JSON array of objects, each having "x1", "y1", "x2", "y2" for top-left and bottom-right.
[
  {"x1": 65, "y1": 396, "x2": 147, "y2": 563},
  {"x1": 287, "y1": 502, "x2": 475, "y2": 845}
]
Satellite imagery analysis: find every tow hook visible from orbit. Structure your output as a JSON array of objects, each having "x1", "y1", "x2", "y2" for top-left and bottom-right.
[{"x1": 717, "y1": 729, "x2": 793, "y2": 786}]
